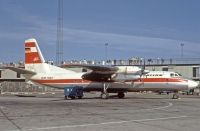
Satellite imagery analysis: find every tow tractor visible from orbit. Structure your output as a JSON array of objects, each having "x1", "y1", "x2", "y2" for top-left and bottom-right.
[{"x1": 64, "y1": 86, "x2": 84, "y2": 99}]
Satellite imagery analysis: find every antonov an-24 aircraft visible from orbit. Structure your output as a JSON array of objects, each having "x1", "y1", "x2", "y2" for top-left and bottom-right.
[{"x1": 7, "y1": 38, "x2": 198, "y2": 99}]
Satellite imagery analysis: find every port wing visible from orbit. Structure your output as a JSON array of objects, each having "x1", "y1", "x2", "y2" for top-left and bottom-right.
[
  {"x1": 62, "y1": 64, "x2": 118, "y2": 74},
  {"x1": 62, "y1": 64, "x2": 119, "y2": 82}
]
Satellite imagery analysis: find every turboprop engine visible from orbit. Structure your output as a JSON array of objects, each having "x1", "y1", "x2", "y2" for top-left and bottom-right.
[{"x1": 111, "y1": 66, "x2": 142, "y2": 82}]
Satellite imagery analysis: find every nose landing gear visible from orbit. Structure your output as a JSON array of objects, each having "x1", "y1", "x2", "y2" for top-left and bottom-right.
[{"x1": 172, "y1": 91, "x2": 180, "y2": 99}]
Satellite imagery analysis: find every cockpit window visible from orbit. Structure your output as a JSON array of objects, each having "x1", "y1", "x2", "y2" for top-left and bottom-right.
[
  {"x1": 175, "y1": 73, "x2": 179, "y2": 77},
  {"x1": 170, "y1": 73, "x2": 175, "y2": 77},
  {"x1": 177, "y1": 73, "x2": 182, "y2": 76},
  {"x1": 171, "y1": 73, "x2": 182, "y2": 77}
]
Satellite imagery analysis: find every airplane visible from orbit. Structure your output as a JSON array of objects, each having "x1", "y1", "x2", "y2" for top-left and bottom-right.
[
  {"x1": 7, "y1": 38, "x2": 146, "y2": 99},
  {"x1": 6, "y1": 38, "x2": 198, "y2": 99}
]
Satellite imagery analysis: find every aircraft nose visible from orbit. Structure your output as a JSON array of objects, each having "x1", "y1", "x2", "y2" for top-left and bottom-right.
[{"x1": 188, "y1": 80, "x2": 198, "y2": 89}]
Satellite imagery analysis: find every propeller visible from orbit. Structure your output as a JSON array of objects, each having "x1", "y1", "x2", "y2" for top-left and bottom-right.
[
  {"x1": 141, "y1": 59, "x2": 145, "y2": 74},
  {"x1": 141, "y1": 59, "x2": 149, "y2": 75},
  {"x1": 139, "y1": 59, "x2": 149, "y2": 82}
]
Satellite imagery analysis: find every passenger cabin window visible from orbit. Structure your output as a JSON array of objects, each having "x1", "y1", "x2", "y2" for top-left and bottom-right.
[{"x1": 146, "y1": 74, "x2": 162, "y2": 77}]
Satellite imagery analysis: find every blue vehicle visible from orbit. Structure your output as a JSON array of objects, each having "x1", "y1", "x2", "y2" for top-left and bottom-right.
[{"x1": 64, "y1": 86, "x2": 84, "y2": 99}]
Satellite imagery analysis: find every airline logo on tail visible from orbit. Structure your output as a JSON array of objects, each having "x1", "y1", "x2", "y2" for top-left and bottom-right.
[{"x1": 25, "y1": 39, "x2": 45, "y2": 64}]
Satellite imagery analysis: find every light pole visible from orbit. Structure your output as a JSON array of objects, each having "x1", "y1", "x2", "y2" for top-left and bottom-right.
[
  {"x1": 180, "y1": 43, "x2": 184, "y2": 58},
  {"x1": 105, "y1": 43, "x2": 108, "y2": 63}
]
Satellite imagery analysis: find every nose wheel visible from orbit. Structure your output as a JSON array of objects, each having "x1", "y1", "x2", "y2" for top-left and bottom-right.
[
  {"x1": 100, "y1": 92, "x2": 109, "y2": 99},
  {"x1": 172, "y1": 91, "x2": 180, "y2": 99}
]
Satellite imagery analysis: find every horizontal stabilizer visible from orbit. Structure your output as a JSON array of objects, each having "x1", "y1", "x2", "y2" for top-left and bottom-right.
[{"x1": 6, "y1": 67, "x2": 36, "y2": 75}]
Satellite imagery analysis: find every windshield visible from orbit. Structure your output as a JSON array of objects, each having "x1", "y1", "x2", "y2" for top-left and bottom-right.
[{"x1": 170, "y1": 73, "x2": 182, "y2": 77}]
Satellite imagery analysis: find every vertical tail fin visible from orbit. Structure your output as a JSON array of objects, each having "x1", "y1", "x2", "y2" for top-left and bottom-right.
[
  {"x1": 24, "y1": 38, "x2": 73, "y2": 74},
  {"x1": 25, "y1": 38, "x2": 45, "y2": 64},
  {"x1": 24, "y1": 38, "x2": 49, "y2": 73}
]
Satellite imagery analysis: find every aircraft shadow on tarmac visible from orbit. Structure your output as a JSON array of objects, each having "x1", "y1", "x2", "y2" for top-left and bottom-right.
[{"x1": 50, "y1": 95, "x2": 170, "y2": 101}]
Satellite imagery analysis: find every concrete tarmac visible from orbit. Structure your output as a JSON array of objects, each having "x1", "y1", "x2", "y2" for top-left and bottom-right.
[{"x1": 0, "y1": 93, "x2": 200, "y2": 131}]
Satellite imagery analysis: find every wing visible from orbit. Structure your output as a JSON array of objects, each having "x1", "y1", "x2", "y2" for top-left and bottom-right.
[
  {"x1": 62, "y1": 64, "x2": 118, "y2": 74},
  {"x1": 62, "y1": 64, "x2": 119, "y2": 82},
  {"x1": 6, "y1": 67, "x2": 36, "y2": 75}
]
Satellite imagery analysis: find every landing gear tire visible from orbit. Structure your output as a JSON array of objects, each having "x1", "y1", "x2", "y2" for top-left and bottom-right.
[
  {"x1": 78, "y1": 96, "x2": 83, "y2": 99},
  {"x1": 69, "y1": 96, "x2": 76, "y2": 99},
  {"x1": 64, "y1": 96, "x2": 68, "y2": 100},
  {"x1": 118, "y1": 92, "x2": 125, "y2": 98},
  {"x1": 101, "y1": 93, "x2": 109, "y2": 99}
]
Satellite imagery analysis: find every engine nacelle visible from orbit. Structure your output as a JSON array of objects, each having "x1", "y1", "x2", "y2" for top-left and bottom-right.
[
  {"x1": 115, "y1": 66, "x2": 142, "y2": 75},
  {"x1": 111, "y1": 74, "x2": 140, "y2": 82}
]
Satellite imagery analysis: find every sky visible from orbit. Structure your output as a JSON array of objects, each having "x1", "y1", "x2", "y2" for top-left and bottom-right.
[{"x1": 0, "y1": 0, "x2": 200, "y2": 62}]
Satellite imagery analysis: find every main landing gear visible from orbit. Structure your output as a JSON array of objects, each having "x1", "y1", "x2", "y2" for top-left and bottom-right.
[
  {"x1": 100, "y1": 83, "x2": 110, "y2": 99},
  {"x1": 100, "y1": 83, "x2": 125, "y2": 99},
  {"x1": 118, "y1": 92, "x2": 125, "y2": 98}
]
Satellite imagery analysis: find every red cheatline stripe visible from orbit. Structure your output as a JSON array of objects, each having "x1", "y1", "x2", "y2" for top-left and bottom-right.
[
  {"x1": 32, "y1": 79, "x2": 91, "y2": 84},
  {"x1": 31, "y1": 78, "x2": 187, "y2": 84},
  {"x1": 131, "y1": 78, "x2": 187, "y2": 83}
]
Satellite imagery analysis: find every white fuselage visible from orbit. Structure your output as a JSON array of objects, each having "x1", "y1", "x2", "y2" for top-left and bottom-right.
[{"x1": 27, "y1": 69, "x2": 197, "y2": 93}]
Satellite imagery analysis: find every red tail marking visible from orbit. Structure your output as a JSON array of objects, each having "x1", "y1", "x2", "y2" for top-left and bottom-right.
[
  {"x1": 25, "y1": 42, "x2": 42, "y2": 64},
  {"x1": 25, "y1": 42, "x2": 36, "y2": 47}
]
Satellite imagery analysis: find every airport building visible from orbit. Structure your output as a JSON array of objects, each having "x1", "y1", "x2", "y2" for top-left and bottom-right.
[{"x1": 0, "y1": 63, "x2": 56, "y2": 93}]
